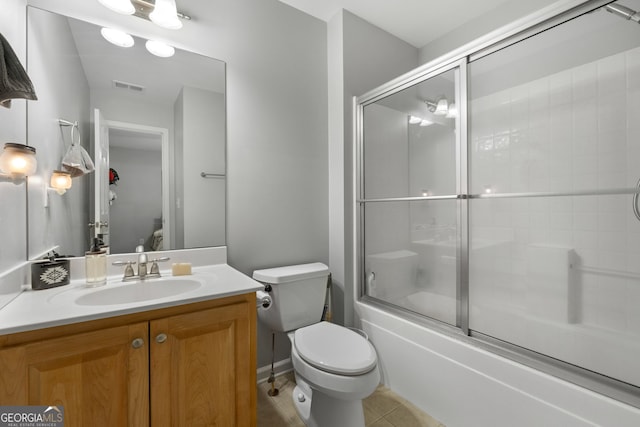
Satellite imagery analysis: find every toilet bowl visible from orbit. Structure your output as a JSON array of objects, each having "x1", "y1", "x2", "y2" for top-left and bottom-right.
[
  {"x1": 288, "y1": 322, "x2": 380, "y2": 427},
  {"x1": 253, "y1": 263, "x2": 380, "y2": 427}
]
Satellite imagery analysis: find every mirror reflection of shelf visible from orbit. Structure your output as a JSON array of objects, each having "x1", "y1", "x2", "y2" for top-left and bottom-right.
[{"x1": 200, "y1": 172, "x2": 226, "y2": 179}]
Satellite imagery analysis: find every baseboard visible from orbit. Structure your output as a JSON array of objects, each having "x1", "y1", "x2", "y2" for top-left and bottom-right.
[{"x1": 257, "y1": 358, "x2": 293, "y2": 384}]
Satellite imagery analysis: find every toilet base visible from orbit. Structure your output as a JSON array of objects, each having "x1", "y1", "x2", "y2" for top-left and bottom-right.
[{"x1": 292, "y1": 384, "x2": 366, "y2": 427}]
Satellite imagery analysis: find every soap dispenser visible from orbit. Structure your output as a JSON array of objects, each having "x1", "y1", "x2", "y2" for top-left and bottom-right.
[{"x1": 85, "y1": 237, "x2": 107, "y2": 287}]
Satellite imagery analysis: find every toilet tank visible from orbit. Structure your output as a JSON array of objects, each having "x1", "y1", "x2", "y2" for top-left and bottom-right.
[{"x1": 253, "y1": 262, "x2": 330, "y2": 332}]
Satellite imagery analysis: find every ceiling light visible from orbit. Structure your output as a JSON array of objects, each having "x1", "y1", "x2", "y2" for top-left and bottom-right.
[
  {"x1": 145, "y1": 40, "x2": 175, "y2": 57},
  {"x1": 97, "y1": 0, "x2": 135, "y2": 15},
  {"x1": 100, "y1": 27, "x2": 135, "y2": 48},
  {"x1": 149, "y1": 0, "x2": 183, "y2": 29}
]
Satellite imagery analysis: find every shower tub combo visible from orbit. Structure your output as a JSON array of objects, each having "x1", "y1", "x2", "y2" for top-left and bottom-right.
[{"x1": 353, "y1": 1, "x2": 640, "y2": 425}]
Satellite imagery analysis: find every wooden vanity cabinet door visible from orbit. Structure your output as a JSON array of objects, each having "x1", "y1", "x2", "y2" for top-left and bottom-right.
[
  {"x1": 0, "y1": 322, "x2": 149, "y2": 427},
  {"x1": 150, "y1": 299, "x2": 256, "y2": 427}
]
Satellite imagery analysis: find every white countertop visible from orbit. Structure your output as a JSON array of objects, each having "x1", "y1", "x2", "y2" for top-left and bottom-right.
[{"x1": 0, "y1": 263, "x2": 262, "y2": 336}]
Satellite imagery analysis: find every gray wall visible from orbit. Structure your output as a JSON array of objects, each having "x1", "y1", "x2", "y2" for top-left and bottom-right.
[
  {"x1": 27, "y1": 8, "x2": 91, "y2": 259},
  {"x1": 329, "y1": 10, "x2": 419, "y2": 327},
  {"x1": 109, "y1": 145, "x2": 162, "y2": 254}
]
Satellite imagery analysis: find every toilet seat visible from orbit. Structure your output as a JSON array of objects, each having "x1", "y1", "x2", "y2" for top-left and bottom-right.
[{"x1": 294, "y1": 322, "x2": 377, "y2": 376}]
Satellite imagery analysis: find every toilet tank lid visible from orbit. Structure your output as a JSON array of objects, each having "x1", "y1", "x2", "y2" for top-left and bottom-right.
[{"x1": 252, "y1": 262, "x2": 329, "y2": 284}]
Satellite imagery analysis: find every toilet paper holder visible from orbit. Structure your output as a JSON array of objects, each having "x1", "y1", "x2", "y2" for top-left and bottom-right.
[{"x1": 256, "y1": 290, "x2": 272, "y2": 309}]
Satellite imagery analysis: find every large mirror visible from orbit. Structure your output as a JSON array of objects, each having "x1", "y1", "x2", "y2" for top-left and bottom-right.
[{"x1": 26, "y1": 6, "x2": 226, "y2": 258}]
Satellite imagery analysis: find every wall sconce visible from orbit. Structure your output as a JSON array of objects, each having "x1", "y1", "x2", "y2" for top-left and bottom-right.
[
  {"x1": 50, "y1": 170, "x2": 72, "y2": 195},
  {"x1": 0, "y1": 143, "x2": 37, "y2": 182}
]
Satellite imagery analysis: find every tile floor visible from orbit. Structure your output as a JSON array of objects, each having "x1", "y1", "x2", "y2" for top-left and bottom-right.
[{"x1": 257, "y1": 372, "x2": 445, "y2": 427}]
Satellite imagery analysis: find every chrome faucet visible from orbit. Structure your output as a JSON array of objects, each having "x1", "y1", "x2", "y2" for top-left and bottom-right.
[
  {"x1": 112, "y1": 245, "x2": 170, "y2": 282},
  {"x1": 136, "y1": 244, "x2": 148, "y2": 279}
]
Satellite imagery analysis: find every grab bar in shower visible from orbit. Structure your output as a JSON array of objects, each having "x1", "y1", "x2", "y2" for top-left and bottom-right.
[{"x1": 571, "y1": 265, "x2": 640, "y2": 280}]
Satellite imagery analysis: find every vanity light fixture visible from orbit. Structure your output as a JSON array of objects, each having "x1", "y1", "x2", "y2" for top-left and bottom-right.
[
  {"x1": 98, "y1": 0, "x2": 135, "y2": 15},
  {"x1": 100, "y1": 27, "x2": 135, "y2": 48},
  {"x1": 145, "y1": 39, "x2": 175, "y2": 57},
  {"x1": 0, "y1": 143, "x2": 37, "y2": 182},
  {"x1": 149, "y1": 0, "x2": 183, "y2": 29},
  {"x1": 97, "y1": 0, "x2": 191, "y2": 29},
  {"x1": 50, "y1": 170, "x2": 72, "y2": 195}
]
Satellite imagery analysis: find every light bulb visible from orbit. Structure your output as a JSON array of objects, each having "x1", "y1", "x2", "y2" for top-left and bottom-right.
[
  {"x1": 101, "y1": 27, "x2": 134, "y2": 48},
  {"x1": 149, "y1": 0, "x2": 183, "y2": 29},
  {"x1": 145, "y1": 40, "x2": 175, "y2": 57},
  {"x1": 51, "y1": 170, "x2": 72, "y2": 195},
  {"x1": 0, "y1": 143, "x2": 37, "y2": 178}
]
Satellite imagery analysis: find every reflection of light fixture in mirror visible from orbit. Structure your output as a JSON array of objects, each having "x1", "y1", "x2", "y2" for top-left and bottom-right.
[
  {"x1": 149, "y1": 0, "x2": 183, "y2": 29},
  {"x1": 145, "y1": 40, "x2": 175, "y2": 57},
  {"x1": 97, "y1": 0, "x2": 135, "y2": 15},
  {"x1": 425, "y1": 97, "x2": 450, "y2": 116},
  {"x1": 408, "y1": 115, "x2": 422, "y2": 124},
  {"x1": 50, "y1": 170, "x2": 72, "y2": 195},
  {"x1": 101, "y1": 27, "x2": 135, "y2": 47},
  {"x1": 0, "y1": 143, "x2": 37, "y2": 182},
  {"x1": 445, "y1": 103, "x2": 457, "y2": 118}
]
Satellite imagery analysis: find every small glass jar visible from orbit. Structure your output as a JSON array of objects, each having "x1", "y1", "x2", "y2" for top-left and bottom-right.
[{"x1": 85, "y1": 239, "x2": 107, "y2": 287}]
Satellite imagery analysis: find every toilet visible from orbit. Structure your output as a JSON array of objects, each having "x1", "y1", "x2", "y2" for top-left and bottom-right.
[{"x1": 253, "y1": 262, "x2": 380, "y2": 427}]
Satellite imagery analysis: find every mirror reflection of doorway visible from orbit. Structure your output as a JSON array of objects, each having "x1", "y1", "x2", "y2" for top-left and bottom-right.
[
  {"x1": 94, "y1": 111, "x2": 171, "y2": 254},
  {"x1": 109, "y1": 127, "x2": 168, "y2": 253}
]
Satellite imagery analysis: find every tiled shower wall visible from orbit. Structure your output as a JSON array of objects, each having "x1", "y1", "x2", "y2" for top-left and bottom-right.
[{"x1": 469, "y1": 45, "x2": 640, "y2": 386}]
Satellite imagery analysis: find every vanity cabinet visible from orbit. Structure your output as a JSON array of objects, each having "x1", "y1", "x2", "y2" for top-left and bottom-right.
[{"x1": 0, "y1": 293, "x2": 257, "y2": 427}]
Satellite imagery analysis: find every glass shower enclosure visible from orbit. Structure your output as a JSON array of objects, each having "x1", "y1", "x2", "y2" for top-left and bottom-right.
[{"x1": 355, "y1": 0, "x2": 640, "y2": 406}]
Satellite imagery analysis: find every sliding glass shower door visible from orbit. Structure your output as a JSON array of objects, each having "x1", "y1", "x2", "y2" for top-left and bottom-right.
[
  {"x1": 357, "y1": 0, "x2": 640, "y2": 405},
  {"x1": 359, "y1": 62, "x2": 464, "y2": 327},
  {"x1": 467, "y1": 1, "x2": 640, "y2": 389}
]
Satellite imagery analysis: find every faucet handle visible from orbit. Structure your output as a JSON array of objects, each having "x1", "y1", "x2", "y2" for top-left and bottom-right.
[
  {"x1": 149, "y1": 257, "x2": 170, "y2": 275},
  {"x1": 112, "y1": 260, "x2": 136, "y2": 280}
]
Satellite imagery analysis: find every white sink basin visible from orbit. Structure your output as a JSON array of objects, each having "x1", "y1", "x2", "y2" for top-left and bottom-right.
[{"x1": 75, "y1": 279, "x2": 202, "y2": 306}]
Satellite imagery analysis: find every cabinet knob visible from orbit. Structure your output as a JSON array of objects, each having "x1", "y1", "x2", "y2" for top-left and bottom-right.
[
  {"x1": 155, "y1": 333, "x2": 168, "y2": 343},
  {"x1": 131, "y1": 338, "x2": 144, "y2": 349}
]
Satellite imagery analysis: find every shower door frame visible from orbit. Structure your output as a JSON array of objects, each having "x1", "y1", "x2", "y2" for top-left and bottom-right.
[{"x1": 354, "y1": 0, "x2": 640, "y2": 408}]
